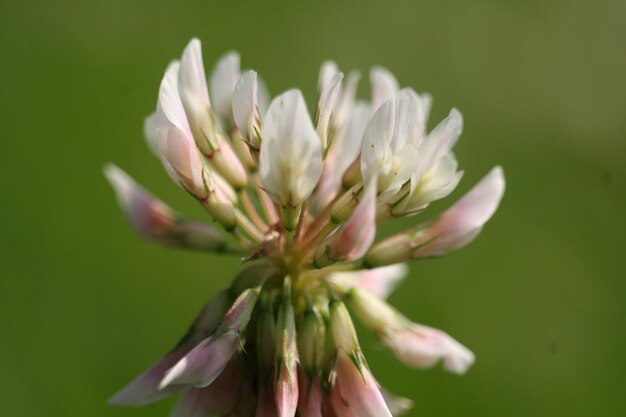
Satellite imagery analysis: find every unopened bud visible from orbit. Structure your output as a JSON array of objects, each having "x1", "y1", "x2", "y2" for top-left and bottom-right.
[
  {"x1": 328, "y1": 300, "x2": 359, "y2": 354},
  {"x1": 297, "y1": 309, "x2": 325, "y2": 372},
  {"x1": 330, "y1": 184, "x2": 360, "y2": 224},
  {"x1": 275, "y1": 284, "x2": 298, "y2": 417},
  {"x1": 282, "y1": 205, "x2": 302, "y2": 232},
  {"x1": 345, "y1": 288, "x2": 401, "y2": 332},
  {"x1": 363, "y1": 233, "x2": 413, "y2": 267}
]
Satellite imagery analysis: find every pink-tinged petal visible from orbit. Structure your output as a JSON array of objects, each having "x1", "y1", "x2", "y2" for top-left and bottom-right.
[
  {"x1": 161, "y1": 288, "x2": 259, "y2": 388},
  {"x1": 160, "y1": 332, "x2": 239, "y2": 389},
  {"x1": 104, "y1": 164, "x2": 228, "y2": 251},
  {"x1": 169, "y1": 357, "x2": 243, "y2": 417},
  {"x1": 327, "y1": 179, "x2": 377, "y2": 261},
  {"x1": 159, "y1": 126, "x2": 206, "y2": 199},
  {"x1": 382, "y1": 323, "x2": 475, "y2": 374},
  {"x1": 276, "y1": 358, "x2": 299, "y2": 417},
  {"x1": 104, "y1": 164, "x2": 175, "y2": 235},
  {"x1": 370, "y1": 66, "x2": 399, "y2": 114},
  {"x1": 331, "y1": 352, "x2": 392, "y2": 417},
  {"x1": 329, "y1": 263, "x2": 408, "y2": 299},
  {"x1": 297, "y1": 372, "x2": 322, "y2": 417},
  {"x1": 109, "y1": 347, "x2": 188, "y2": 406},
  {"x1": 413, "y1": 166, "x2": 505, "y2": 258}
]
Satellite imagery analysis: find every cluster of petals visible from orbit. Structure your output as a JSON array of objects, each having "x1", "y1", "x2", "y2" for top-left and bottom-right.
[{"x1": 106, "y1": 38, "x2": 505, "y2": 416}]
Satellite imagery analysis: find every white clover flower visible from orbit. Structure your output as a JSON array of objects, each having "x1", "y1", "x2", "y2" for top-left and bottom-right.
[{"x1": 106, "y1": 38, "x2": 506, "y2": 417}]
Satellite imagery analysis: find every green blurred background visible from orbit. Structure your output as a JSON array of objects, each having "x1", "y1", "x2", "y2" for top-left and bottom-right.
[{"x1": 1, "y1": 0, "x2": 625, "y2": 416}]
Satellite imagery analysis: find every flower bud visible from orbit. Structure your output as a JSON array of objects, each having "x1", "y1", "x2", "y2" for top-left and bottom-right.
[
  {"x1": 345, "y1": 287, "x2": 400, "y2": 332},
  {"x1": 297, "y1": 308, "x2": 325, "y2": 373},
  {"x1": 105, "y1": 164, "x2": 232, "y2": 252},
  {"x1": 363, "y1": 234, "x2": 413, "y2": 267},
  {"x1": 328, "y1": 300, "x2": 359, "y2": 354},
  {"x1": 330, "y1": 184, "x2": 360, "y2": 224},
  {"x1": 275, "y1": 285, "x2": 299, "y2": 417}
]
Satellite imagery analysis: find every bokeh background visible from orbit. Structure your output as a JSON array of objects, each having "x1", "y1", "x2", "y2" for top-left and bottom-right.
[{"x1": 1, "y1": 0, "x2": 625, "y2": 416}]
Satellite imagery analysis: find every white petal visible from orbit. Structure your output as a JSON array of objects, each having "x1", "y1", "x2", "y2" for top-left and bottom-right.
[
  {"x1": 259, "y1": 89, "x2": 323, "y2": 205},
  {"x1": 318, "y1": 60, "x2": 340, "y2": 93},
  {"x1": 370, "y1": 66, "x2": 399, "y2": 113},
  {"x1": 361, "y1": 90, "x2": 419, "y2": 193},
  {"x1": 178, "y1": 38, "x2": 215, "y2": 152},
  {"x1": 418, "y1": 108, "x2": 463, "y2": 173},
  {"x1": 210, "y1": 51, "x2": 241, "y2": 128},
  {"x1": 155, "y1": 61, "x2": 192, "y2": 138},
  {"x1": 179, "y1": 38, "x2": 210, "y2": 109},
  {"x1": 335, "y1": 102, "x2": 370, "y2": 175},
  {"x1": 402, "y1": 153, "x2": 463, "y2": 213},
  {"x1": 314, "y1": 102, "x2": 370, "y2": 209},
  {"x1": 316, "y1": 72, "x2": 344, "y2": 149},
  {"x1": 232, "y1": 70, "x2": 258, "y2": 141},
  {"x1": 334, "y1": 70, "x2": 361, "y2": 128}
]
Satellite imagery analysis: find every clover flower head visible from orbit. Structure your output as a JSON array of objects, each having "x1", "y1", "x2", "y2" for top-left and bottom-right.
[{"x1": 106, "y1": 38, "x2": 505, "y2": 416}]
